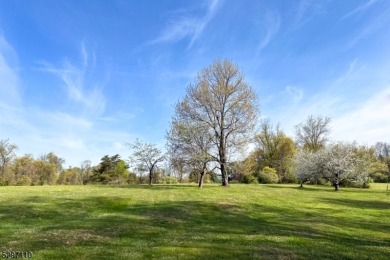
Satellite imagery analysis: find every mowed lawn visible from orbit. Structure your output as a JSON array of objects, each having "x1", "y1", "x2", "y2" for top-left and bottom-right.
[{"x1": 0, "y1": 184, "x2": 389, "y2": 259}]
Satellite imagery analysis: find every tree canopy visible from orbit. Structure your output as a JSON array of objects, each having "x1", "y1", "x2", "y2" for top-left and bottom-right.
[{"x1": 91, "y1": 154, "x2": 129, "y2": 184}]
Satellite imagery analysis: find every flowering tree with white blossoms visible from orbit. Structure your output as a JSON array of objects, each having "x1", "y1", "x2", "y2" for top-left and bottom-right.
[
  {"x1": 320, "y1": 143, "x2": 357, "y2": 191},
  {"x1": 294, "y1": 150, "x2": 321, "y2": 187},
  {"x1": 294, "y1": 142, "x2": 368, "y2": 191}
]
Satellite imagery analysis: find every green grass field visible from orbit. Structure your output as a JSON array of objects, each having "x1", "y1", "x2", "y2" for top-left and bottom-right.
[{"x1": 0, "y1": 184, "x2": 389, "y2": 259}]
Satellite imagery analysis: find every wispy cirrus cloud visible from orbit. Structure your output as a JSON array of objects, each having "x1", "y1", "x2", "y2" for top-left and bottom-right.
[
  {"x1": 257, "y1": 10, "x2": 281, "y2": 53},
  {"x1": 346, "y1": 58, "x2": 360, "y2": 75},
  {"x1": 39, "y1": 43, "x2": 105, "y2": 117},
  {"x1": 151, "y1": 0, "x2": 222, "y2": 48},
  {"x1": 346, "y1": 5, "x2": 390, "y2": 50},
  {"x1": 284, "y1": 86, "x2": 303, "y2": 102},
  {"x1": 295, "y1": 0, "x2": 326, "y2": 27},
  {"x1": 0, "y1": 34, "x2": 21, "y2": 108},
  {"x1": 340, "y1": 0, "x2": 378, "y2": 21},
  {"x1": 0, "y1": 34, "x2": 29, "y2": 138}
]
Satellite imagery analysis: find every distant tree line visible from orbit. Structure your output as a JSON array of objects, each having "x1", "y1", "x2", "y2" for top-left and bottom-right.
[
  {"x1": 1, "y1": 60, "x2": 389, "y2": 190},
  {"x1": 221, "y1": 116, "x2": 389, "y2": 191}
]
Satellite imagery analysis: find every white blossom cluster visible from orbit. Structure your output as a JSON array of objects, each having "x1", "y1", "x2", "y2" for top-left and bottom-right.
[{"x1": 294, "y1": 142, "x2": 371, "y2": 190}]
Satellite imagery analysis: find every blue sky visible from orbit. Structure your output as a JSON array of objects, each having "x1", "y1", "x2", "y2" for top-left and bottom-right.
[{"x1": 1, "y1": 0, "x2": 389, "y2": 167}]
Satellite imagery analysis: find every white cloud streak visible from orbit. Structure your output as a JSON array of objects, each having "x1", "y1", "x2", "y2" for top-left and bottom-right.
[
  {"x1": 40, "y1": 43, "x2": 105, "y2": 117},
  {"x1": 284, "y1": 86, "x2": 303, "y2": 102},
  {"x1": 151, "y1": 0, "x2": 222, "y2": 48},
  {"x1": 347, "y1": 58, "x2": 359, "y2": 75},
  {"x1": 340, "y1": 0, "x2": 378, "y2": 21},
  {"x1": 346, "y1": 4, "x2": 390, "y2": 50},
  {"x1": 0, "y1": 35, "x2": 28, "y2": 138},
  {"x1": 0, "y1": 35, "x2": 21, "y2": 108},
  {"x1": 257, "y1": 10, "x2": 281, "y2": 53},
  {"x1": 295, "y1": 0, "x2": 326, "y2": 27}
]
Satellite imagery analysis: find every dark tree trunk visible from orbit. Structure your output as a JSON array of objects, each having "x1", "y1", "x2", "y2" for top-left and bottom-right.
[
  {"x1": 300, "y1": 181, "x2": 303, "y2": 188},
  {"x1": 149, "y1": 164, "x2": 156, "y2": 185},
  {"x1": 221, "y1": 163, "x2": 229, "y2": 186},
  {"x1": 218, "y1": 113, "x2": 229, "y2": 187},
  {"x1": 198, "y1": 170, "x2": 205, "y2": 189},
  {"x1": 334, "y1": 173, "x2": 340, "y2": 191},
  {"x1": 148, "y1": 168, "x2": 153, "y2": 186},
  {"x1": 219, "y1": 134, "x2": 229, "y2": 187}
]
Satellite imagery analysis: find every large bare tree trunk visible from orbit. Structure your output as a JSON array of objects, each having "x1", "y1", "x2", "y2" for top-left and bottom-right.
[
  {"x1": 221, "y1": 163, "x2": 228, "y2": 186},
  {"x1": 198, "y1": 170, "x2": 206, "y2": 188},
  {"x1": 220, "y1": 130, "x2": 229, "y2": 187},
  {"x1": 149, "y1": 168, "x2": 153, "y2": 185}
]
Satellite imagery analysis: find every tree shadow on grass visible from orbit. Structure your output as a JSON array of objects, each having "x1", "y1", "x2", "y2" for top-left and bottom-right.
[
  {"x1": 320, "y1": 198, "x2": 390, "y2": 210},
  {"x1": 263, "y1": 184, "x2": 335, "y2": 192},
  {"x1": 97, "y1": 184, "x2": 217, "y2": 190},
  {"x1": 264, "y1": 184, "x2": 387, "y2": 194},
  {"x1": 0, "y1": 195, "x2": 389, "y2": 259}
]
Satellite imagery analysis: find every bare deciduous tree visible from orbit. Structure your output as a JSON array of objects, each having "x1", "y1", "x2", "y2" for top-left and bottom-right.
[
  {"x1": 169, "y1": 156, "x2": 186, "y2": 183},
  {"x1": 176, "y1": 59, "x2": 259, "y2": 186},
  {"x1": 0, "y1": 138, "x2": 18, "y2": 180},
  {"x1": 167, "y1": 117, "x2": 215, "y2": 188},
  {"x1": 295, "y1": 115, "x2": 331, "y2": 152},
  {"x1": 128, "y1": 139, "x2": 165, "y2": 185},
  {"x1": 80, "y1": 160, "x2": 92, "y2": 184}
]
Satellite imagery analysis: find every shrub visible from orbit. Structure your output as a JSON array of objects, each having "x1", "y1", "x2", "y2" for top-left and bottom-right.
[
  {"x1": 343, "y1": 180, "x2": 371, "y2": 189},
  {"x1": 241, "y1": 174, "x2": 258, "y2": 184},
  {"x1": 282, "y1": 170, "x2": 298, "y2": 183},
  {"x1": 210, "y1": 173, "x2": 220, "y2": 183},
  {"x1": 189, "y1": 171, "x2": 199, "y2": 183},
  {"x1": 370, "y1": 172, "x2": 388, "y2": 183},
  {"x1": 127, "y1": 172, "x2": 138, "y2": 184},
  {"x1": 159, "y1": 176, "x2": 179, "y2": 184},
  {"x1": 203, "y1": 174, "x2": 212, "y2": 183},
  {"x1": 309, "y1": 177, "x2": 331, "y2": 186},
  {"x1": 257, "y1": 166, "x2": 278, "y2": 184},
  {"x1": 16, "y1": 176, "x2": 32, "y2": 186},
  {"x1": 138, "y1": 175, "x2": 149, "y2": 184}
]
